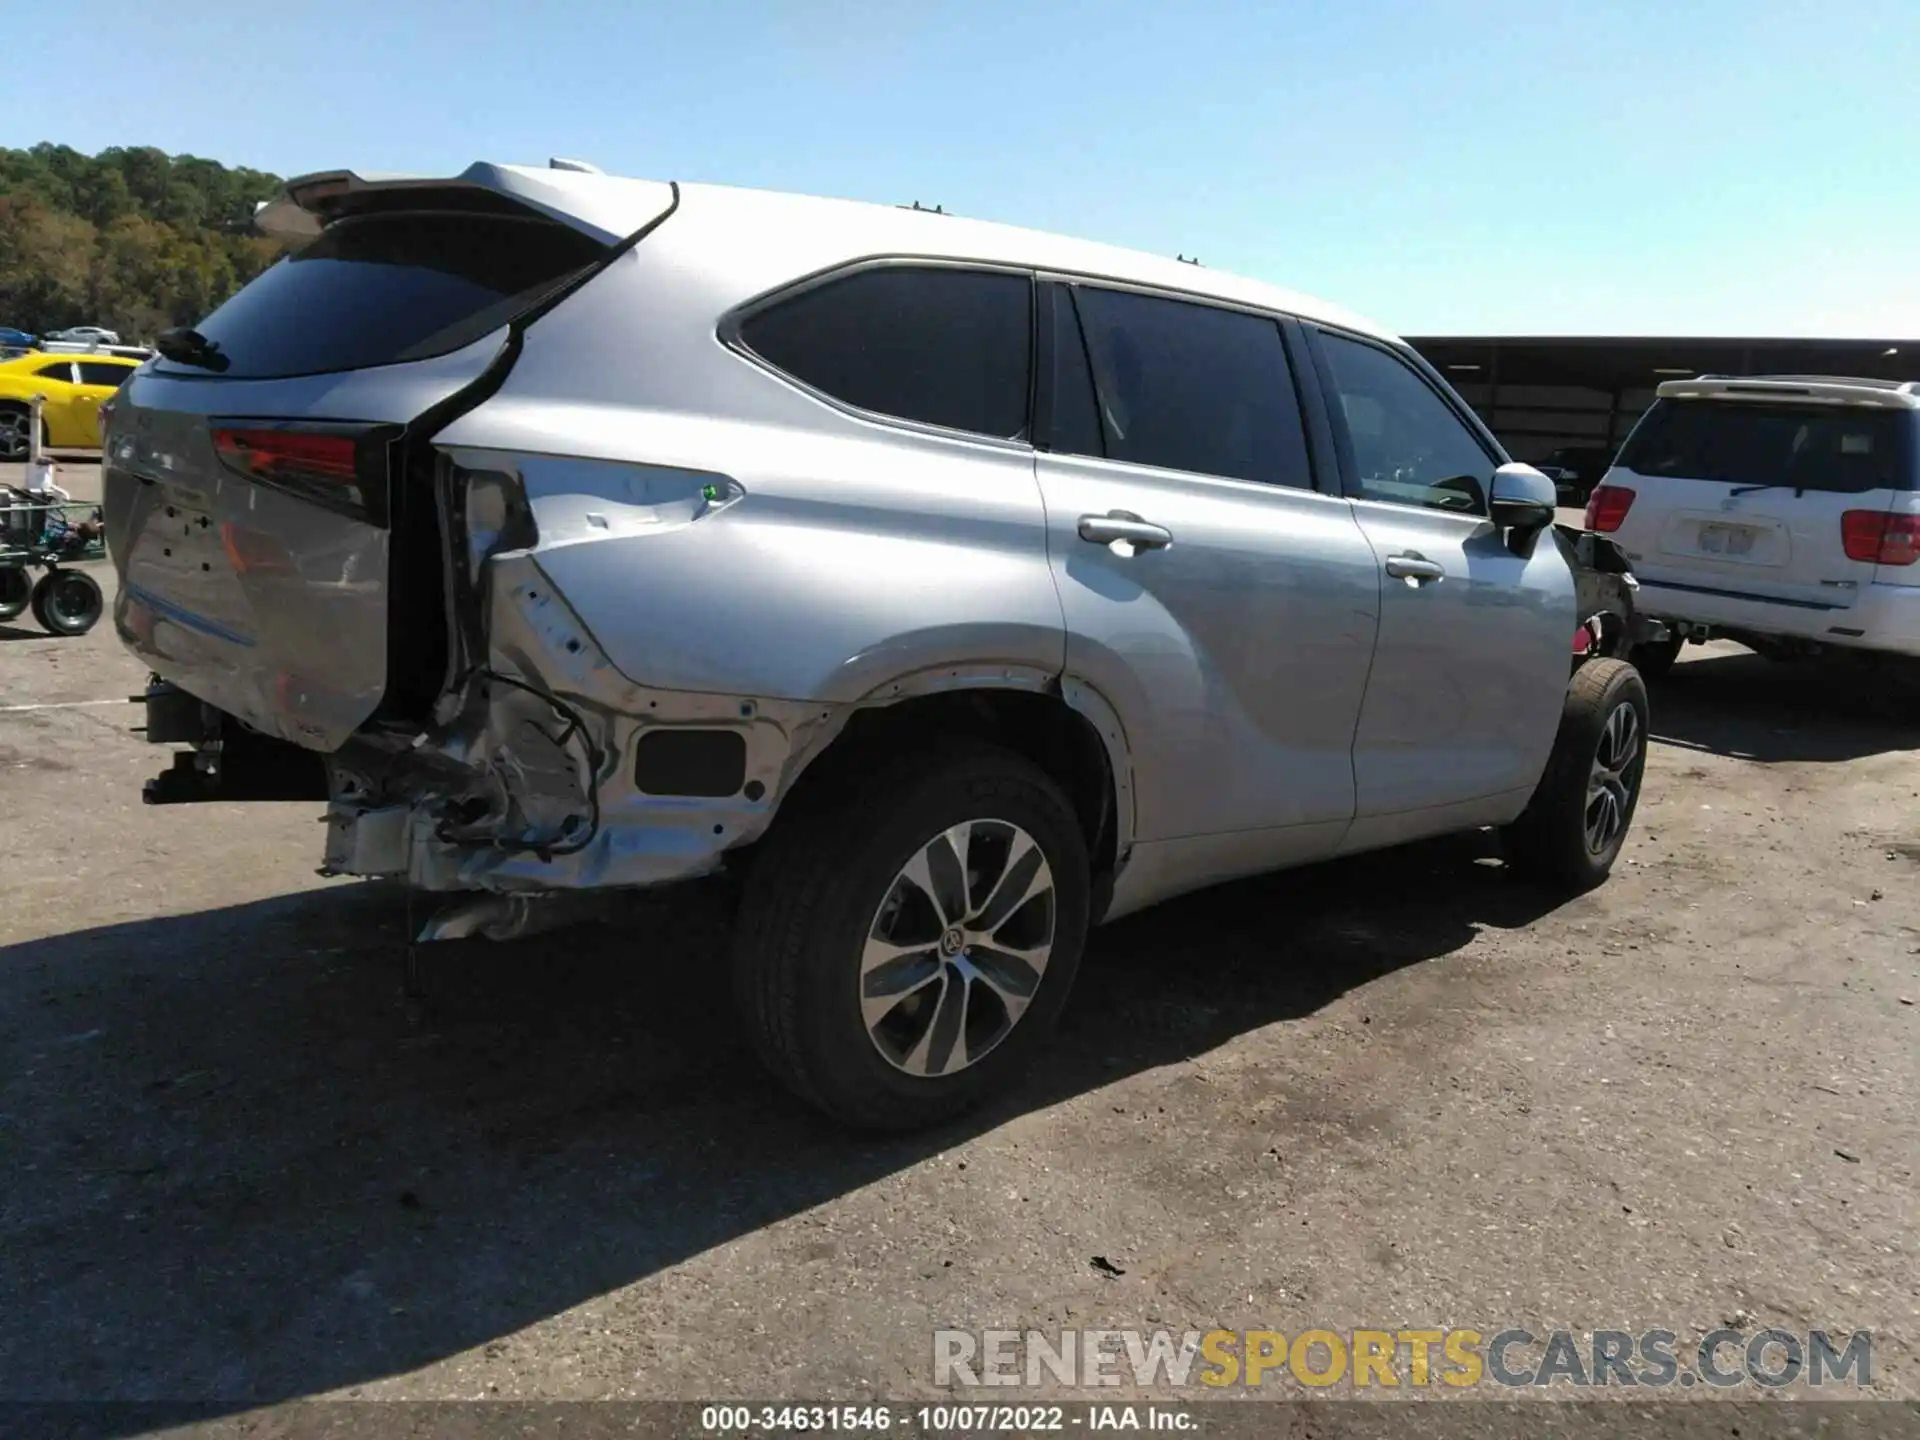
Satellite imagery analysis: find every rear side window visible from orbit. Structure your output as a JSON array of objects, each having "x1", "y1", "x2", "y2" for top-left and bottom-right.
[
  {"x1": 34, "y1": 362, "x2": 75, "y2": 381},
  {"x1": 168, "y1": 211, "x2": 609, "y2": 380},
  {"x1": 77, "y1": 362, "x2": 135, "y2": 388},
  {"x1": 1618, "y1": 399, "x2": 1911, "y2": 493},
  {"x1": 1070, "y1": 286, "x2": 1311, "y2": 487},
  {"x1": 740, "y1": 267, "x2": 1032, "y2": 439}
]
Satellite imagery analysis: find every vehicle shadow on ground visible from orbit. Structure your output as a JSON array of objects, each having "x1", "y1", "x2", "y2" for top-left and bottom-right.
[
  {"x1": 0, "y1": 834, "x2": 1559, "y2": 1416},
  {"x1": 1650, "y1": 649, "x2": 1920, "y2": 763}
]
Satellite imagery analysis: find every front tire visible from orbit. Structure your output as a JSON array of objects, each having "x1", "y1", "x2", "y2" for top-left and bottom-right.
[
  {"x1": 1503, "y1": 658, "x2": 1649, "y2": 891},
  {"x1": 731, "y1": 743, "x2": 1091, "y2": 1131}
]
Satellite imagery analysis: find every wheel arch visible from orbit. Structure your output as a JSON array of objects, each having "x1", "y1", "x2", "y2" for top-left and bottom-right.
[{"x1": 769, "y1": 668, "x2": 1134, "y2": 915}]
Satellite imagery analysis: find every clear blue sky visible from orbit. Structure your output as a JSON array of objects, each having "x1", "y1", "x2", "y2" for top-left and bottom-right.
[{"x1": 16, "y1": 1, "x2": 1918, "y2": 337}]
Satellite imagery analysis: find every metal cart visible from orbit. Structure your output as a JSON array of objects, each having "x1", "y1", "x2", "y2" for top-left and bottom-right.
[{"x1": 0, "y1": 491, "x2": 105, "y2": 634}]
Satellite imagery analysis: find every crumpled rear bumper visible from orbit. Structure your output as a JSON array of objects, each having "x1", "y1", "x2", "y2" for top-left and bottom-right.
[{"x1": 1557, "y1": 523, "x2": 1665, "y2": 654}]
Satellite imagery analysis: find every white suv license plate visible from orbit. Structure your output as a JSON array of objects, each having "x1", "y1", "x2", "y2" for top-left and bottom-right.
[{"x1": 1696, "y1": 522, "x2": 1756, "y2": 556}]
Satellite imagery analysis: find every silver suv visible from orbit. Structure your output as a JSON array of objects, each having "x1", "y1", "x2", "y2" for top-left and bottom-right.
[{"x1": 105, "y1": 162, "x2": 1648, "y2": 1129}]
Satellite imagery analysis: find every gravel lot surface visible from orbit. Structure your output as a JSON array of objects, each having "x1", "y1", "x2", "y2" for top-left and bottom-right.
[{"x1": 2, "y1": 460, "x2": 1914, "y2": 1431}]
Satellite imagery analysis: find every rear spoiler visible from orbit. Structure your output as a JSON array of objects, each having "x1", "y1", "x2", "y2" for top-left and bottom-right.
[
  {"x1": 1657, "y1": 377, "x2": 1920, "y2": 410},
  {"x1": 255, "y1": 160, "x2": 676, "y2": 247}
]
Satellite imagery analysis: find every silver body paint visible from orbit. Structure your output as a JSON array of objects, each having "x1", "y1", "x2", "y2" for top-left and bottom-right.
[{"x1": 105, "y1": 166, "x2": 1577, "y2": 919}]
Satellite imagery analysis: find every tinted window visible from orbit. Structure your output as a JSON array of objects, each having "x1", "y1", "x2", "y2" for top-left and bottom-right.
[
  {"x1": 34, "y1": 362, "x2": 74, "y2": 381},
  {"x1": 77, "y1": 362, "x2": 135, "y2": 388},
  {"x1": 1040, "y1": 285, "x2": 1103, "y2": 456},
  {"x1": 1319, "y1": 333, "x2": 1494, "y2": 513},
  {"x1": 172, "y1": 211, "x2": 608, "y2": 380},
  {"x1": 741, "y1": 267, "x2": 1032, "y2": 439},
  {"x1": 1617, "y1": 399, "x2": 1909, "y2": 493},
  {"x1": 1070, "y1": 288, "x2": 1310, "y2": 486}
]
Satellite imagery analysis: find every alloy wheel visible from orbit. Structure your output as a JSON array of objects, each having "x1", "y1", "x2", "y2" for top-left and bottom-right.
[
  {"x1": 860, "y1": 818, "x2": 1056, "y2": 1077},
  {"x1": 0, "y1": 410, "x2": 30, "y2": 461},
  {"x1": 1585, "y1": 700, "x2": 1641, "y2": 855}
]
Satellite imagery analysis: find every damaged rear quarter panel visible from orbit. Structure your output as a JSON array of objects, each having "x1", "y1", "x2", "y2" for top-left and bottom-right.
[
  {"x1": 397, "y1": 429, "x2": 1067, "y2": 892},
  {"x1": 443, "y1": 429, "x2": 1065, "y2": 705}
]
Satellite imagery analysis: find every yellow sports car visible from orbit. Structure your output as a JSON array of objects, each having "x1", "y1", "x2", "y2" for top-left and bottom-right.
[{"x1": 0, "y1": 351, "x2": 141, "y2": 458}]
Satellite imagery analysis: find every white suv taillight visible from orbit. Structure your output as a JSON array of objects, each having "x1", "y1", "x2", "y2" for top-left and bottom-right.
[
  {"x1": 1841, "y1": 510, "x2": 1920, "y2": 566},
  {"x1": 1585, "y1": 484, "x2": 1636, "y2": 533}
]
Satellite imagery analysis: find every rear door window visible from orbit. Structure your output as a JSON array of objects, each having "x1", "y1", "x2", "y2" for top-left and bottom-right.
[
  {"x1": 1069, "y1": 286, "x2": 1312, "y2": 487},
  {"x1": 740, "y1": 266, "x2": 1033, "y2": 440},
  {"x1": 166, "y1": 210, "x2": 610, "y2": 380},
  {"x1": 77, "y1": 362, "x2": 135, "y2": 388},
  {"x1": 1618, "y1": 399, "x2": 1910, "y2": 493}
]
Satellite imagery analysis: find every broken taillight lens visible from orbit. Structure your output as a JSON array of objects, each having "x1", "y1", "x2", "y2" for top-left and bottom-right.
[
  {"x1": 1841, "y1": 510, "x2": 1920, "y2": 566},
  {"x1": 1585, "y1": 484, "x2": 1636, "y2": 533},
  {"x1": 210, "y1": 423, "x2": 387, "y2": 524}
]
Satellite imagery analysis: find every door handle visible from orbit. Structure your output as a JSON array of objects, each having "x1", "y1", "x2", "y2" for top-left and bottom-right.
[
  {"x1": 1078, "y1": 511, "x2": 1173, "y2": 550},
  {"x1": 1384, "y1": 552, "x2": 1445, "y2": 583}
]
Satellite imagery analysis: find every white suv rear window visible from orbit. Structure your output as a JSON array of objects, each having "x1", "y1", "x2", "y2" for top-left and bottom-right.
[{"x1": 1618, "y1": 399, "x2": 1910, "y2": 493}]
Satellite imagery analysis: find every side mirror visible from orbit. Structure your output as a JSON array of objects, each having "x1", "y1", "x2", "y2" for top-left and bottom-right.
[{"x1": 1489, "y1": 462, "x2": 1558, "y2": 538}]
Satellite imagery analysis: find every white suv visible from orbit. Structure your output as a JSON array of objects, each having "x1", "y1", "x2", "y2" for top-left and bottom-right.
[{"x1": 1591, "y1": 375, "x2": 1920, "y2": 672}]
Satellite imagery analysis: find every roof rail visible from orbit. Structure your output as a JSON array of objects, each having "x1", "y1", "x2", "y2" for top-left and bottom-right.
[{"x1": 899, "y1": 200, "x2": 948, "y2": 215}]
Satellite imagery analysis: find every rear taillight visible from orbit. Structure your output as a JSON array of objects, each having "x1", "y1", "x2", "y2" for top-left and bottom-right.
[
  {"x1": 214, "y1": 427, "x2": 357, "y2": 481},
  {"x1": 1841, "y1": 510, "x2": 1920, "y2": 566},
  {"x1": 210, "y1": 423, "x2": 387, "y2": 524},
  {"x1": 1585, "y1": 484, "x2": 1636, "y2": 533}
]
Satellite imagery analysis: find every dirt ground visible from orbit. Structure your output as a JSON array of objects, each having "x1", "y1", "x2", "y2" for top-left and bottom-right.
[{"x1": 1, "y1": 460, "x2": 1915, "y2": 1423}]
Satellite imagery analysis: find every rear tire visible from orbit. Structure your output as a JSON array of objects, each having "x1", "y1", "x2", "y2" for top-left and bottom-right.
[
  {"x1": 1503, "y1": 658, "x2": 1649, "y2": 892},
  {"x1": 1629, "y1": 635, "x2": 1683, "y2": 678},
  {"x1": 29, "y1": 569, "x2": 103, "y2": 636},
  {"x1": 731, "y1": 742, "x2": 1091, "y2": 1131},
  {"x1": 0, "y1": 567, "x2": 28, "y2": 621}
]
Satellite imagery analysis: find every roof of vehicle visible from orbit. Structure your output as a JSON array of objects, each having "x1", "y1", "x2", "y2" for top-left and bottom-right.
[
  {"x1": 0, "y1": 348, "x2": 140, "y2": 369},
  {"x1": 263, "y1": 161, "x2": 1397, "y2": 343},
  {"x1": 0, "y1": 347, "x2": 137, "y2": 372},
  {"x1": 1656, "y1": 375, "x2": 1920, "y2": 409}
]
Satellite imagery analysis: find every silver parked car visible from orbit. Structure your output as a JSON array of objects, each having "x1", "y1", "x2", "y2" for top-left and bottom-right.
[{"x1": 105, "y1": 162, "x2": 1648, "y2": 1129}]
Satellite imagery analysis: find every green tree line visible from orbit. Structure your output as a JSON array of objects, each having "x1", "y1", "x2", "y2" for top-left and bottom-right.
[{"x1": 0, "y1": 143, "x2": 285, "y2": 341}]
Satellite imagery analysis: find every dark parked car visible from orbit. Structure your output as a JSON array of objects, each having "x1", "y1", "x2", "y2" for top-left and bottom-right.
[
  {"x1": 1537, "y1": 445, "x2": 1616, "y2": 504},
  {"x1": 0, "y1": 327, "x2": 37, "y2": 348}
]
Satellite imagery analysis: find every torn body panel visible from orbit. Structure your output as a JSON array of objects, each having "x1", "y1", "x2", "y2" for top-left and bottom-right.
[{"x1": 321, "y1": 545, "x2": 850, "y2": 893}]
